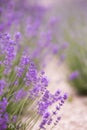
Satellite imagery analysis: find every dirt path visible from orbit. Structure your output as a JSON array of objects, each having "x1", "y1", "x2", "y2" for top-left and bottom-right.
[{"x1": 45, "y1": 56, "x2": 87, "y2": 130}]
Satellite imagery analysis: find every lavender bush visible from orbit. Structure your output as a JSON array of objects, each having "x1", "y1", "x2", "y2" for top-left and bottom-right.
[
  {"x1": 0, "y1": 1, "x2": 68, "y2": 129},
  {"x1": 0, "y1": 32, "x2": 67, "y2": 130}
]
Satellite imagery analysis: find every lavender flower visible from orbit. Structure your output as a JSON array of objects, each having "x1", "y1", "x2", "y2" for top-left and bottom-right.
[
  {"x1": 0, "y1": 98, "x2": 9, "y2": 130},
  {"x1": 0, "y1": 79, "x2": 6, "y2": 96},
  {"x1": 69, "y1": 70, "x2": 79, "y2": 80},
  {"x1": 38, "y1": 92, "x2": 68, "y2": 129},
  {"x1": 14, "y1": 89, "x2": 27, "y2": 102}
]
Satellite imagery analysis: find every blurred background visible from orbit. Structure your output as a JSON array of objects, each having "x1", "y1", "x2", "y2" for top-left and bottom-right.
[
  {"x1": 18, "y1": 0, "x2": 87, "y2": 129},
  {"x1": 35, "y1": 0, "x2": 87, "y2": 130},
  {"x1": 0, "y1": 0, "x2": 87, "y2": 130}
]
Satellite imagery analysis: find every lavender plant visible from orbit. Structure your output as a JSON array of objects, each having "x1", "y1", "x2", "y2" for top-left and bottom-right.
[
  {"x1": 0, "y1": 1, "x2": 68, "y2": 129},
  {"x1": 0, "y1": 32, "x2": 67, "y2": 130}
]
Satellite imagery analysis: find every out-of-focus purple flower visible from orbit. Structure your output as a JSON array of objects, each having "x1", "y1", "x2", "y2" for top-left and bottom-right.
[
  {"x1": 60, "y1": 53, "x2": 66, "y2": 61},
  {"x1": 12, "y1": 115, "x2": 17, "y2": 122},
  {"x1": 0, "y1": 98, "x2": 8, "y2": 113},
  {"x1": 61, "y1": 42, "x2": 69, "y2": 50},
  {"x1": 69, "y1": 70, "x2": 79, "y2": 80},
  {"x1": 63, "y1": 93, "x2": 68, "y2": 100},
  {"x1": 0, "y1": 80, "x2": 6, "y2": 96},
  {"x1": 24, "y1": 62, "x2": 38, "y2": 86},
  {"x1": 14, "y1": 89, "x2": 27, "y2": 102},
  {"x1": 16, "y1": 51, "x2": 30, "y2": 77},
  {"x1": 0, "y1": 33, "x2": 19, "y2": 75},
  {"x1": 0, "y1": 112, "x2": 9, "y2": 130},
  {"x1": 15, "y1": 32, "x2": 21, "y2": 41},
  {"x1": 0, "y1": 98, "x2": 9, "y2": 130}
]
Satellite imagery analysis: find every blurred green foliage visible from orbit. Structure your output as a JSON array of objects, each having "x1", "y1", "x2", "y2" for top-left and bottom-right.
[{"x1": 63, "y1": 15, "x2": 87, "y2": 95}]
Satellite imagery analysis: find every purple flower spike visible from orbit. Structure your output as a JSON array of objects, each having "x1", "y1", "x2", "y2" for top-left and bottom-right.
[
  {"x1": 14, "y1": 89, "x2": 27, "y2": 102},
  {"x1": 69, "y1": 70, "x2": 79, "y2": 80},
  {"x1": 0, "y1": 80, "x2": 6, "y2": 96}
]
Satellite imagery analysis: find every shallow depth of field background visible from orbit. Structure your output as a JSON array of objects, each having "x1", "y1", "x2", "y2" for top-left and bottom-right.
[
  {"x1": 36, "y1": 0, "x2": 87, "y2": 130},
  {"x1": 0, "y1": 0, "x2": 87, "y2": 130}
]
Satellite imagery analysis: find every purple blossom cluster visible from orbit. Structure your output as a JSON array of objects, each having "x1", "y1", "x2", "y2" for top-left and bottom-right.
[
  {"x1": 69, "y1": 70, "x2": 79, "y2": 80},
  {"x1": 0, "y1": 79, "x2": 6, "y2": 96},
  {"x1": 39, "y1": 91, "x2": 67, "y2": 129},
  {"x1": 0, "y1": 32, "x2": 18, "y2": 75},
  {"x1": 0, "y1": 98, "x2": 9, "y2": 130}
]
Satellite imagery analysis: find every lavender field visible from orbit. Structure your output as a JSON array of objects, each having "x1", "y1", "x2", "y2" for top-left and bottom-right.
[{"x1": 0, "y1": 0, "x2": 87, "y2": 130}]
